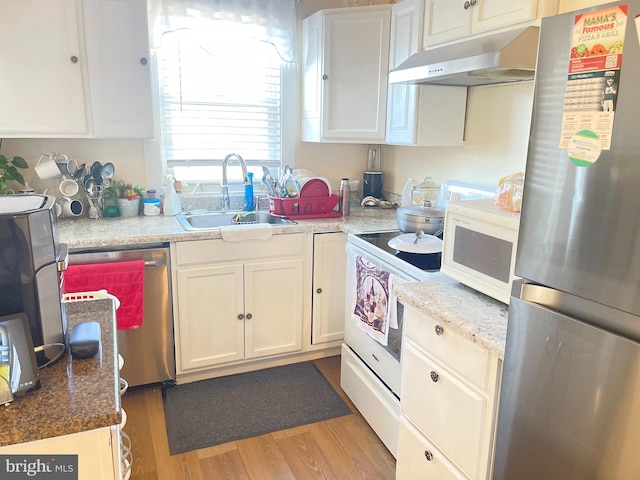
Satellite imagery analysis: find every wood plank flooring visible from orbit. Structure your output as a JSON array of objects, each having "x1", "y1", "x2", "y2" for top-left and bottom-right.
[{"x1": 121, "y1": 356, "x2": 396, "y2": 479}]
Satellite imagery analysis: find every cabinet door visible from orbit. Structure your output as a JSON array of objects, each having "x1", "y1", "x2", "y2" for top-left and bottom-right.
[
  {"x1": 402, "y1": 341, "x2": 488, "y2": 479},
  {"x1": 472, "y1": 0, "x2": 538, "y2": 34},
  {"x1": 176, "y1": 264, "x2": 244, "y2": 371},
  {"x1": 0, "y1": 0, "x2": 88, "y2": 135},
  {"x1": 311, "y1": 232, "x2": 347, "y2": 345},
  {"x1": 83, "y1": 0, "x2": 154, "y2": 138},
  {"x1": 245, "y1": 259, "x2": 304, "y2": 359},
  {"x1": 386, "y1": 0, "x2": 422, "y2": 145},
  {"x1": 397, "y1": 417, "x2": 469, "y2": 480},
  {"x1": 302, "y1": 6, "x2": 391, "y2": 143},
  {"x1": 318, "y1": 7, "x2": 391, "y2": 143},
  {"x1": 423, "y1": 0, "x2": 472, "y2": 48}
]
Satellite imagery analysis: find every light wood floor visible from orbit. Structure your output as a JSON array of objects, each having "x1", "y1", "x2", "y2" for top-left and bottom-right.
[{"x1": 122, "y1": 355, "x2": 396, "y2": 479}]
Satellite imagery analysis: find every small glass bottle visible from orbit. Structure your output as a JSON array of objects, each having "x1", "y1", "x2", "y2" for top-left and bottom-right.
[{"x1": 339, "y1": 178, "x2": 351, "y2": 216}]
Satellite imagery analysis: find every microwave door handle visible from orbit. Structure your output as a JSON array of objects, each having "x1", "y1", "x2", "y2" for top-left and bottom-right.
[{"x1": 56, "y1": 243, "x2": 69, "y2": 272}]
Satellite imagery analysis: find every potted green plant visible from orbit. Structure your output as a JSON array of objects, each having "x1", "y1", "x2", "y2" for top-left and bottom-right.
[
  {"x1": 103, "y1": 180, "x2": 145, "y2": 217},
  {"x1": 0, "y1": 154, "x2": 28, "y2": 194}
]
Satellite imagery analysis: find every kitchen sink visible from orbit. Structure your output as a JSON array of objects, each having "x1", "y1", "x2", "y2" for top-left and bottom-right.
[{"x1": 177, "y1": 210, "x2": 294, "y2": 231}]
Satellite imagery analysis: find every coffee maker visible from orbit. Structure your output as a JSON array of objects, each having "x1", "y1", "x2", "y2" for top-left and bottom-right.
[
  {"x1": 363, "y1": 145, "x2": 384, "y2": 200},
  {"x1": 0, "y1": 195, "x2": 68, "y2": 367}
]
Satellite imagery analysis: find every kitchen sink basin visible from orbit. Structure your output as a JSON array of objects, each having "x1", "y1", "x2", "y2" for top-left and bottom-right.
[{"x1": 177, "y1": 210, "x2": 293, "y2": 231}]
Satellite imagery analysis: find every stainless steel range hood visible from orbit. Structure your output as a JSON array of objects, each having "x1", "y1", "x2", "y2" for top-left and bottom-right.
[{"x1": 388, "y1": 26, "x2": 539, "y2": 87}]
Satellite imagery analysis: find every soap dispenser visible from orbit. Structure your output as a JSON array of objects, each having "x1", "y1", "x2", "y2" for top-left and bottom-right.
[
  {"x1": 244, "y1": 172, "x2": 255, "y2": 211},
  {"x1": 162, "y1": 174, "x2": 182, "y2": 216}
]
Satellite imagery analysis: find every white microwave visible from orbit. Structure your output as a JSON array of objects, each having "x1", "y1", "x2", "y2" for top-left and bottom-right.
[{"x1": 441, "y1": 198, "x2": 520, "y2": 304}]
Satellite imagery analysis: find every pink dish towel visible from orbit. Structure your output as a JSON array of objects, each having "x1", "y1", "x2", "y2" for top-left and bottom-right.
[{"x1": 64, "y1": 261, "x2": 145, "y2": 330}]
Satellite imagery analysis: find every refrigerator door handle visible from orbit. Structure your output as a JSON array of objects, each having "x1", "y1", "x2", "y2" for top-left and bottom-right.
[{"x1": 515, "y1": 282, "x2": 640, "y2": 342}]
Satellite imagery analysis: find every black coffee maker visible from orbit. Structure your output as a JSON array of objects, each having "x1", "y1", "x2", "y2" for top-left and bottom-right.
[{"x1": 0, "y1": 195, "x2": 68, "y2": 367}]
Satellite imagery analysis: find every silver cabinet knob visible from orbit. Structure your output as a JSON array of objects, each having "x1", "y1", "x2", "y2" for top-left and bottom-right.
[
  {"x1": 246, "y1": 313, "x2": 253, "y2": 320},
  {"x1": 463, "y1": 0, "x2": 476, "y2": 8},
  {"x1": 70, "y1": 56, "x2": 79, "y2": 63},
  {"x1": 140, "y1": 57, "x2": 148, "y2": 65},
  {"x1": 430, "y1": 370, "x2": 439, "y2": 382},
  {"x1": 322, "y1": 74, "x2": 329, "y2": 80},
  {"x1": 316, "y1": 288, "x2": 323, "y2": 294},
  {"x1": 237, "y1": 314, "x2": 244, "y2": 320},
  {"x1": 424, "y1": 450, "x2": 433, "y2": 461},
  {"x1": 435, "y1": 325, "x2": 444, "y2": 335}
]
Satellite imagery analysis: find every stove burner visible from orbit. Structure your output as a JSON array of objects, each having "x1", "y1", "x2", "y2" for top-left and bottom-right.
[{"x1": 395, "y1": 251, "x2": 441, "y2": 271}]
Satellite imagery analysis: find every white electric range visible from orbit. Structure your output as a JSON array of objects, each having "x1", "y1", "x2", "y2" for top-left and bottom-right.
[{"x1": 341, "y1": 180, "x2": 495, "y2": 457}]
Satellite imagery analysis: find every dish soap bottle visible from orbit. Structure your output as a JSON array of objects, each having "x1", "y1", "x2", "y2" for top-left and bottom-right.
[
  {"x1": 244, "y1": 172, "x2": 255, "y2": 211},
  {"x1": 401, "y1": 178, "x2": 415, "y2": 207},
  {"x1": 162, "y1": 174, "x2": 182, "y2": 216}
]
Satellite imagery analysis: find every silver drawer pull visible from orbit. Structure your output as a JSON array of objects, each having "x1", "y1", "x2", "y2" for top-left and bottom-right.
[
  {"x1": 434, "y1": 324, "x2": 444, "y2": 335},
  {"x1": 424, "y1": 450, "x2": 433, "y2": 461},
  {"x1": 430, "y1": 370, "x2": 439, "y2": 382}
]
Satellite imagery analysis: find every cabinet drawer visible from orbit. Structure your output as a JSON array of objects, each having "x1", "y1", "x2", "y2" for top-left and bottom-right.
[
  {"x1": 175, "y1": 233, "x2": 305, "y2": 266},
  {"x1": 405, "y1": 304, "x2": 491, "y2": 390},
  {"x1": 397, "y1": 417, "x2": 468, "y2": 480},
  {"x1": 401, "y1": 341, "x2": 486, "y2": 479}
]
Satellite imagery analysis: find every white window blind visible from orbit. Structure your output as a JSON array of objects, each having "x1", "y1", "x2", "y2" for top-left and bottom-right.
[{"x1": 157, "y1": 26, "x2": 283, "y2": 183}]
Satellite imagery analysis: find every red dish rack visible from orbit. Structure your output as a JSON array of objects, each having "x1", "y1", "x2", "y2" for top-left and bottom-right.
[{"x1": 269, "y1": 195, "x2": 341, "y2": 219}]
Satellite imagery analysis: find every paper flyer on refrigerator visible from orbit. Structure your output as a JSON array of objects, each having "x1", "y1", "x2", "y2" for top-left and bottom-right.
[{"x1": 560, "y1": 4, "x2": 628, "y2": 154}]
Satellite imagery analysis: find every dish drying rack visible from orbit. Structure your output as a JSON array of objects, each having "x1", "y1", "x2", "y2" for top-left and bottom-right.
[{"x1": 62, "y1": 290, "x2": 121, "y2": 309}]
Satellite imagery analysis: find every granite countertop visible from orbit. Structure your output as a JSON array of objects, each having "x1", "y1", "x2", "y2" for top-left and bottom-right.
[
  {"x1": 57, "y1": 207, "x2": 400, "y2": 249},
  {"x1": 395, "y1": 273, "x2": 509, "y2": 359},
  {"x1": 0, "y1": 299, "x2": 120, "y2": 447}
]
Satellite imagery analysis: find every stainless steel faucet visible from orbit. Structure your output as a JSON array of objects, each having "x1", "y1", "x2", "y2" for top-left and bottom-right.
[{"x1": 221, "y1": 153, "x2": 250, "y2": 210}]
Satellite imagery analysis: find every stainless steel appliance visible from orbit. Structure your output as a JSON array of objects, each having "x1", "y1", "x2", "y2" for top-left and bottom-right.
[
  {"x1": 342, "y1": 180, "x2": 494, "y2": 457},
  {"x1": 68, "y1": 245, "x2": 175, "y2": 387},
  {"x1": 0, "y1": 195, "x2": 68, "y2": 368},
  {"x1": 494, "y1": 3, "x2": 640, "y2": 478}
]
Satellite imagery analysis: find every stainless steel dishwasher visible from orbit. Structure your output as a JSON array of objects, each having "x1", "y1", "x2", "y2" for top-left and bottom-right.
[{"x1": 68, "y1": 243, "x2": 175, "y2": 387}]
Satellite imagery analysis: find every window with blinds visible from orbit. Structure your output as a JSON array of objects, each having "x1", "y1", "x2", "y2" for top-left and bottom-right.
[{"x1": 156, "y1": 25, "x2": 285, "y2": 186}]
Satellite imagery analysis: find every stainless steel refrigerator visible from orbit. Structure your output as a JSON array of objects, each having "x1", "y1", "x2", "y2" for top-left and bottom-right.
[{"x1": 494, "y1": 2, "x2": 640, "y2": 479}]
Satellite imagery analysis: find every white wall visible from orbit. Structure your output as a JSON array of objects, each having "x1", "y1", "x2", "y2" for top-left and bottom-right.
[
  {"x1": 383, "y1": 81, "x2": 534, "y2": 194},
  {"x1": 2, "y1": 1, "x2": 534, "y2": 197}
]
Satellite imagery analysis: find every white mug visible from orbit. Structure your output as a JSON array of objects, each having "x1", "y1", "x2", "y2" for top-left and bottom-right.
[
  {"x1": 55, "y1": 156, "x2": 78, "y2": 177},
  {"x1": 61, "y1": 197, "x2": 83, "y2": 217},
  {"x1": 59, "y1": 178, "x2": 79, "y2": 197},
  {"x1": 35, "y1": 154, "x2": 62, "y2": 180}
]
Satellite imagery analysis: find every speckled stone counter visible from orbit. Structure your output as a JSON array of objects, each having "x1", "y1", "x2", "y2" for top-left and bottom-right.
[
  {"x1": 0, "y1": 299, "x2": 120, "y2": 447},
  {"x1": 395, "y1": 273, "x2": 509, "y2": 359},
  {"x1": 57, "y1": 207, "x2": 399, "y2": 249}
]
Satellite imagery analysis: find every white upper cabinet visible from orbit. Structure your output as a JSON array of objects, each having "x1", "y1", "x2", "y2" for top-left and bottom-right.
[
  {"x1": 386, "y1": 0, "x2": 466, "y2": 146},
  {"x1": 423, "y1": 0, "x2": 559, "y2": 48},
  {"x1": 301, "y1": 5, "x2": 391, "y2": 143},
  {"x1": 83, "y1": 0, "x2": 154, "y2": 138},
  {"x1": 0, "y1": 0, "x2": 89, "y2": 136},
  {"x1": 0, "y1": 0, "x2": 154, "y2": 138}
]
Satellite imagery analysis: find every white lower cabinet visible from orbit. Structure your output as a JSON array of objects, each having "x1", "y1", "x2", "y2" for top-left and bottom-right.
[
  {"x1": 311, "y1": 232, "x2": 347, "y2": 345},
  {"x1": 397, "y1": 417, "x2": 468, "y2": 480},
  {"x1": 397, "y1": 304, "x2": 502, "y2": 480},
  {"x1": 173, "y1": 235, "x2": 306, "y2": 374},
  {"x1": 0, "y1": 426, "x2": 122, "y2": 480}
]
